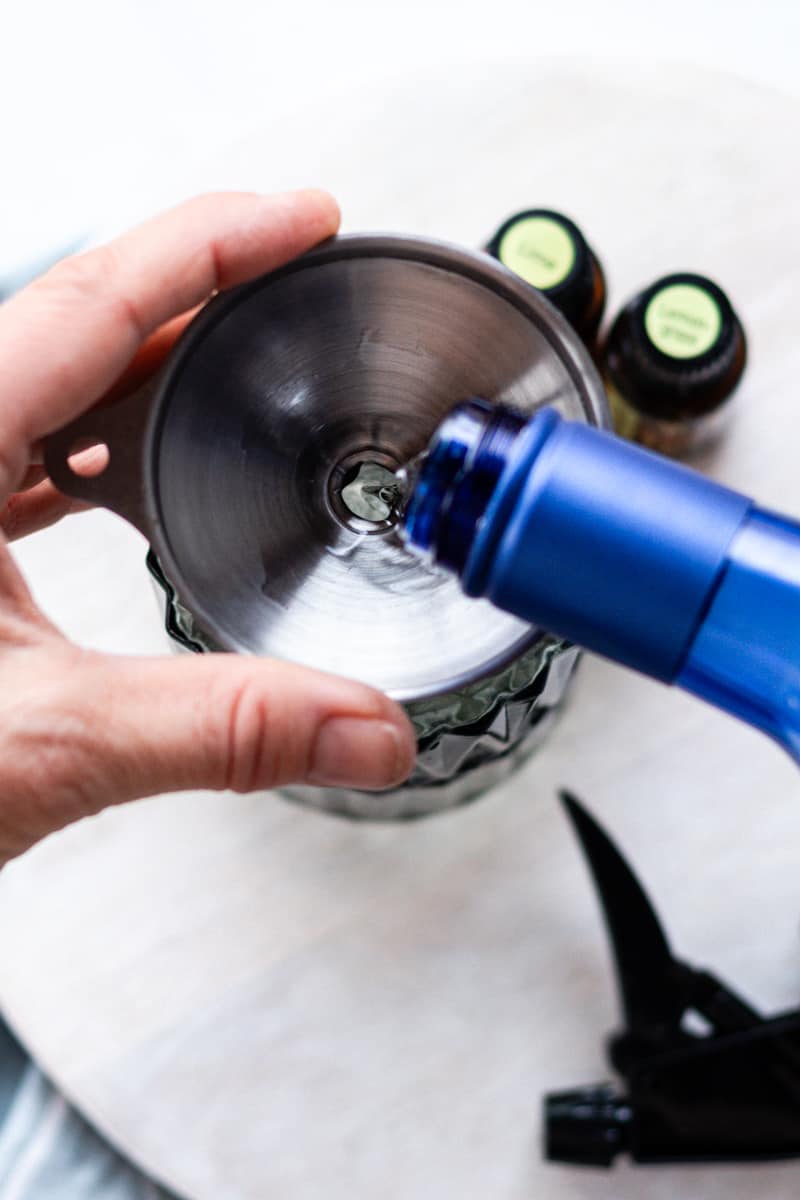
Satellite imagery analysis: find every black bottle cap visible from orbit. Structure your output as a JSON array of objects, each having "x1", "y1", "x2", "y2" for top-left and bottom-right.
[
  {"x1": 544, "y1": 1086, "x2": 633, "y2": 1167},
  {"x1": 486, "y1": 209, "x2": 606, "y2": 344},
  {"x1": 603, "y1": 273, "x2": 747, "y2": 421}
]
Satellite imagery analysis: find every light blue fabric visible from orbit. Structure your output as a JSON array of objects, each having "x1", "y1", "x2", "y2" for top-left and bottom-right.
[
  {"x1": 0, "y1": 238, "x2": 87, "y2": 301},
  {"x1": 0, "y1": 1018, "x2": 180, "y2": 1200}
]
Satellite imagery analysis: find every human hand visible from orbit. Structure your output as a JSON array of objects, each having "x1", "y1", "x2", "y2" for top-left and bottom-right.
[{"x1": 0, "y1": 192, "x2": 416, "y2": 866}]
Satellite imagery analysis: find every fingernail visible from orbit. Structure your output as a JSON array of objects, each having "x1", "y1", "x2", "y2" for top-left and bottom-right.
[{"x1": 308, "y1": 718, "x2": 414, "y2": 789}]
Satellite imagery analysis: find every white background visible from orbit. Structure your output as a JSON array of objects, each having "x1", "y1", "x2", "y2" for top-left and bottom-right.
[{"x1": 1, "y1": 0, "x2": 800, "y2": 283}]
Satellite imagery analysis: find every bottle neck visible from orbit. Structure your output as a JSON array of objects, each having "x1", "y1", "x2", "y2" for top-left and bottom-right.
[{"x1": 402, "y1": 399, "x2": 527, "y2": 574}]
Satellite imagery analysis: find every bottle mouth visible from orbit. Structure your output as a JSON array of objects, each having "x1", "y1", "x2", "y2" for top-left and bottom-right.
[{"x1": 401, "y1": 399, "x2": 527, "y2": 574}]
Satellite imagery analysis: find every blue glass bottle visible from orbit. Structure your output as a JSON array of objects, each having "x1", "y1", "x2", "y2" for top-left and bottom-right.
[{"x1": 402, "y1": 401, "x2": 800, "y2": 762}]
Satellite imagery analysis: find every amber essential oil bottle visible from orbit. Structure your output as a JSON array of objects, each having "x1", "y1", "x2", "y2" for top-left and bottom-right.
[
  {"x1": 602, "y1": 272, "x2": 747, "y2": 457},
  {"x1": 486, "y1": 209, "x2": 606, "y2": 350}
]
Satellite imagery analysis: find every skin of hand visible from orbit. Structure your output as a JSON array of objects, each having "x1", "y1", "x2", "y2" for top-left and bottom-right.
[{"x1": 0, "y1": 191, "x2": 416, "y2": 868}]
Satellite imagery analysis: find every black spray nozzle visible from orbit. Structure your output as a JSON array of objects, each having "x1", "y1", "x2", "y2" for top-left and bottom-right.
[
  {"x1": 547, "y1": 791, "x2": 800, "y2": 1167},
  {"x1": 545, "y1": 1085, "x2": 632, "y2": 1167}
]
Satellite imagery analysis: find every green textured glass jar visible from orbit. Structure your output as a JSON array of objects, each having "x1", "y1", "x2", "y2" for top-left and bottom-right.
[
  {"x1": 149, "y1": 546, "x2": 581, "y2": 818},
  {"x1": 46, "y1": 234, "x2": 608, "y2": 820}
]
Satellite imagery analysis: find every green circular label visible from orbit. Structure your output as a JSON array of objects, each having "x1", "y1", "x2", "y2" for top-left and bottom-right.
[
  {"x1": 644, "y1": 283, "x2": 722, "y2": 359},
  {"x1": 498, "y1": 216, "x2": 576, "y2": 290}
]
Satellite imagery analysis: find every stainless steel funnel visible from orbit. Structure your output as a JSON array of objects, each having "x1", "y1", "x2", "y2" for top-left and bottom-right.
[{"x1": 46, "y1": 234, "x2": 608, "y2": 818}]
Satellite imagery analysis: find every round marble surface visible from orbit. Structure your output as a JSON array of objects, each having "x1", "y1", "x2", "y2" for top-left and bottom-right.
[{"x1": 3, "y1": 59, "x2": 800, "y2": 1200}]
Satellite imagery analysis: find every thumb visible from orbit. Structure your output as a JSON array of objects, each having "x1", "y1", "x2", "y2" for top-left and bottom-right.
[{"x1": 66, "y1": 652, "x2": 417, "y2": 809}]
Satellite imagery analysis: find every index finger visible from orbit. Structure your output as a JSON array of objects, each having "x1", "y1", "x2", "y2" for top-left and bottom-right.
[{"x1": 0, "y1": 190, "x2": 340, "y2": 494}]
